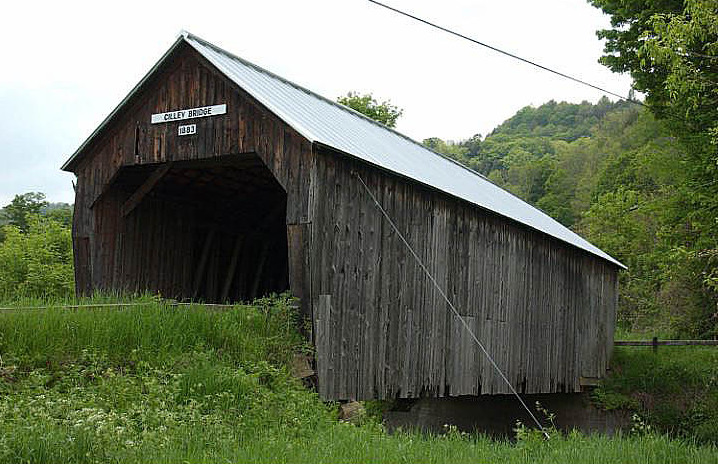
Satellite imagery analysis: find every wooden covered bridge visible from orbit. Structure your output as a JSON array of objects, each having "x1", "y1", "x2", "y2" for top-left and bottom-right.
[{"x1": 62, "y1": 32, "x2": 623, "y2": 401}]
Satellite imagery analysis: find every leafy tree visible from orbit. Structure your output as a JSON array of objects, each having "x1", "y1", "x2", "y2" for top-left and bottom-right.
[
  {"x1": 2, "y1": 192, "x2": 48, "y2": 233},
  {"x1": 488, "y1": 98, "x2": 627, "y2": 141},
  {"x1": 0, "y1": 193, "x2": 74, "y2": 300},
  {"x1": 641, "y1": 0, "x2": 718, "y2": 230},
  {"x1": 588, "y1": 0, "x2": 685, "y2": 112},
  {"x1": 422, "y1": 137, "x2": 469, "y2": 163},
  {"x1": 589, "y1": 0, "x2": 718, "y2": 337},
  {"x1": 0, "y1": 214, "x2": 74, "y2": 301},
  {"x1": 45, "y1": 203, "x2": 73, "y2": 228},
  {"x1": 590, "y1": 0, "x2": 718, "y2": 227},
  {"x1": 590, "y1": 0, "x2": 717, "y2": 134},
  {"x1": 337, "y1": 92, "x2": 403, "y2": 128}
]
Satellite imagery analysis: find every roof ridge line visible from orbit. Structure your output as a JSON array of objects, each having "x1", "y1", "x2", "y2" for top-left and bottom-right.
[
  {"x1": 181, "y1": 32, "x2": 623, "y2": 268},
  {"x1": 182, "y1": 32, "x2": 491, "y2": 181}
]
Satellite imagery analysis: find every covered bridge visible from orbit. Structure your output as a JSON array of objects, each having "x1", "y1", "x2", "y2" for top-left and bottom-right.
[{"x1": 62, "y1": 32, "x2": 623, "y2": 401}]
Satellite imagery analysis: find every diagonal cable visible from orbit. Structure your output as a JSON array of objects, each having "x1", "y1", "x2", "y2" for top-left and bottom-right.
[{"x1": 354, "y1": 171, "x2": 549, "y2": 438}]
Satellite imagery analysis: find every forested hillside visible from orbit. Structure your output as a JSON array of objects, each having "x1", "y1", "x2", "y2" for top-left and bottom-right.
[
  {"x1": 4, "y1": 94, "x2": 715, "y2": 338},
  {"x1": 424, "y1": 99, "x2": 716, "y2": 338}
]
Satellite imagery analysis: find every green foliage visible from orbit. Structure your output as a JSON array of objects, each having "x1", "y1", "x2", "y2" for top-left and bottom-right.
[
  {"x1": 0, "y1": 214, "x2": 74, "y2": 301},
  {"x1": 588, "y1": 0, "x2": 718, "y2": 337},
  {"x1": 638, "y1": 0, "x2": 718, "y2": 244},
  {"x1": 490, "y1": 97, "x2": 625, "y2": 141},
  {"x1": 424, "y1": 100, "x2": 635, "y2": 219},
  {"x1": 591, "y1": 0, "x2": 717, "y2": 143},
  {"x1": 659, "y1": 248, "x2": 718, "y2": 339},
  {"x1": 588, "y1": 0, "x2": 685, "y2": 101},
  {"x1": 1, "y1": 192, "x2": 48, "y2": 233},
  {"x1": 0, "y1": 193, "x2": 74, "y2": 301},
  {"x1": 591, "y1": 0, "x2": 718, "y2": 208},
  {"x1": 337, "y1": 92, "x2": 403, "y2": 128},
  {"x1": 593, "y1": 346, "x2": 718, "y2": 444},
  {"x1": 422, "y1": 137, "x2": 469, "y2": 161},
  {"x1": 44, "y1": 202, "x2": 73, "y2": 228},
  {"x1": 1, "y1": 299, "x2": 717, "y2": 463}
]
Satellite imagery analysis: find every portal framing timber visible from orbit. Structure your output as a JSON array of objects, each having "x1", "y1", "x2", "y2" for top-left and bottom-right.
[{"x1": 121, "y1": 163, "x2": 174, "y2": 217}]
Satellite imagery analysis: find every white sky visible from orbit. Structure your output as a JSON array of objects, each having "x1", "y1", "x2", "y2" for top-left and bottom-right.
[{"x1": 0, "y1": 0, "x2": 632, "y2": 206}]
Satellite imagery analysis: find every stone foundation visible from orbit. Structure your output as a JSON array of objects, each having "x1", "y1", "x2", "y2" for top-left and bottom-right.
[{"x1": 384, "y1": 393, "x2": 629, "y2": 437}]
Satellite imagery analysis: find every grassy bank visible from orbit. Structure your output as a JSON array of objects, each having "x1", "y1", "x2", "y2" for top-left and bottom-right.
[
  {"x1": 0, "y1": 297, "x2": 716, "y2": 463},
  {"x1": 592, "y1": 345, "x2": 718, "y2": 444}
]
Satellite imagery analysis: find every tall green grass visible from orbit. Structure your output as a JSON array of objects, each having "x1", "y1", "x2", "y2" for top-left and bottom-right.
[
  {"x1": 1, "y1": 296, "x2": 717, "y2": 463},
  {"x1": 0, "y1": 294, "x2": 304, "y2": 368}
]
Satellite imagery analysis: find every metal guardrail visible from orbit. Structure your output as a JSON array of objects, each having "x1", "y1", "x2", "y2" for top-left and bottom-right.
[{"x1": 615, "y1": 337, "x2": 718, "y2": 352}]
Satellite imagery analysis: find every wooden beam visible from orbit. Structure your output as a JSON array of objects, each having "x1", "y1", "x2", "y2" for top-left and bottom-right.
[
  {"x1": 287, "y1": 223, "x2": 309, "y2": 321},
  {"x1": 165, "y1": 153, "x2": 262, "y2": 171},
  {"x1": 121, "y1": 163, "x2": 173, "y2": 217},
  {"x1": 249, "y1": 240, "x2": 271, "y2": 300},
  {"x1": 220, "y1": 234, "x2": 244, "y2": 302},
  {"x1": 191, "y1": 227, "x2": 217, "y2": 299},
  {"x1": 89, "y1": 167, "x2": 123, "y2": 209}
]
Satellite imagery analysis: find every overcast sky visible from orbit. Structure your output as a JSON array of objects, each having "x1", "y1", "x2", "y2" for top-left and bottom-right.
[{"x1": 0, "y1": 0, "x2": 632, "y2": 206}]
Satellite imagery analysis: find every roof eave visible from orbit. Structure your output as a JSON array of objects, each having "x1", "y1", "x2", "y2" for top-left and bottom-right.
[
  {"x1": 61, "y1": 34, "x2": 189, "y2": 172},
  {"x1": 312, "y1": 141, "x2": 626, "y2": 270}
]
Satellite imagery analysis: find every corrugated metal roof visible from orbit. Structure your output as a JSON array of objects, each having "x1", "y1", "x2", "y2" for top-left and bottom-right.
[
  {"x1": 183, "y1": 33, "x2": 623, "y2": 268},
  {"x1": 62, "y1": 32, "x2": 623, "y2": 268}
]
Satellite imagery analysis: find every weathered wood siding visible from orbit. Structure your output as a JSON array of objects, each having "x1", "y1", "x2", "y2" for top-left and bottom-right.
[
  {"x1": 69, "y1": 43, "x2": 314, "y2": 313},
  {"x1": 68, "y1": 41, "x2": 618, "y2": 402},
  {"x1": 310, "y1": 148, "x2": 617, "y2": 400}
]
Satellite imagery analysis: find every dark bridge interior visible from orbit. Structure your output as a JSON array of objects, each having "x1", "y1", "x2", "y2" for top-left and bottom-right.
[{"x1": 111, "y1": 154, "x2": 289, "y2": 302}]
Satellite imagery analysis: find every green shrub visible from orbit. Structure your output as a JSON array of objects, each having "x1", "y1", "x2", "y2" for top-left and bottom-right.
[
  {"x1": 0, "y1": 215, "x2": 73, "y2": 301},
  {"x1": 593, "y1": 346, "x2": 718, "y2": 444}
]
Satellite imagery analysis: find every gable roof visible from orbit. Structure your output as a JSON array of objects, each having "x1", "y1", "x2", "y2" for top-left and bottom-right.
[{"x1": 62, "y1": 32, "x2": 624, "y2": 269}]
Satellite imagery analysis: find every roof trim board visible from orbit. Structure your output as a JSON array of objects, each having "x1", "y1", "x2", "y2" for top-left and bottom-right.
[{"x1": 61, "y1": 35, "x2": 186, "y2": 172}]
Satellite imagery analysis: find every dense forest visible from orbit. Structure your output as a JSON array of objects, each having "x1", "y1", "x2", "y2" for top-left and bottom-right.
[{"x1": 421, "y1": 97, "x2": 716, "y2": 338}]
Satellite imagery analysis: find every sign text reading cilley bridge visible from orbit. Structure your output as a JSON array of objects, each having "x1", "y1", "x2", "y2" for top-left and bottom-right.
[{"x1": 151, "y1": 104, "x2": 227, "y2": 124}]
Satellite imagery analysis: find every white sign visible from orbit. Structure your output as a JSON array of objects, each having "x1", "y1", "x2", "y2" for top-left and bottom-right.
[
  {"x1": 178, "y1": 124, "x2": 197, "y2": 136},
  {"x1": 151, "y1": 104, "x2": 227, "y2": 124}
]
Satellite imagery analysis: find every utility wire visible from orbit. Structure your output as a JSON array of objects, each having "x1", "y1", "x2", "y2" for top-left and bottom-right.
[
  {"x1": 353, "y1": 171, "x2": 550, "y2": 438},
  {"x1": 366, "y1": 1, "x2": 718, "y2": 134},
  {"x1": 368, "y1": 0, "x2": 644, "y2": 106}
]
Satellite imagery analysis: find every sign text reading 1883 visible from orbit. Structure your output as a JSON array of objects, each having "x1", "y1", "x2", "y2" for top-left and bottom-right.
[
  {"x1": 151, "y1": 104, "x2": 227, "y2": 124},
  {"x1": 178, "y1": 124, "x2": 196, "y2": 136}
]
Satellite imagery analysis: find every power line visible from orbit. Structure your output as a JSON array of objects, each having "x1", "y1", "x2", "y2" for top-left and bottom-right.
[
  {"x1": 0, "y1": 302, "x2": 238, "y2": 311},
  {"x1": 366, "y1": 1, "x2": 718, "y2": 134},
  {"x1": 368, "y1": 0, "x2": 643, "y2": 106}
]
